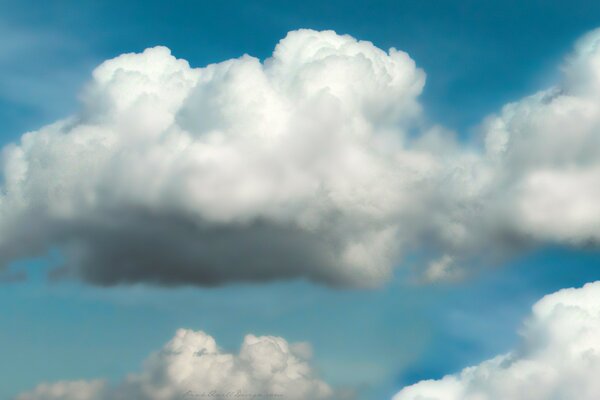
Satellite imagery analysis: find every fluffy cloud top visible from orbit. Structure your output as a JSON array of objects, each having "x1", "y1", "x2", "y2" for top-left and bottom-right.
[
  {"x1": 1, "y1": 28, "x2": 600, "y2": 286},
  {"x1": 393, "y1": 281, "x2": 600, "y2": 400},
  {"x1": 17, "y1": 329, "x2": 336, "y2": 400}
]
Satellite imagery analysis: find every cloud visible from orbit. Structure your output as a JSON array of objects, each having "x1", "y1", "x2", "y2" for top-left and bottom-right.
[
  {"x1": 405, "y1": 27, "x2": 600, "y2": 277},
  {"x1": 0, "y1": 29, "x2": 432, "y2": 287},
  {"x1": 16, "y1": 329, "x2": 338, "y2": 400},
  {"x1": 393, "y1": 281, "x2": 600, "y2": 400},
  {"x1": 476, "y1": 29, "x2": 600, "y2": 246},
  {"x1": 1, "y1": 28, "x2": 600, "y2": 287}
]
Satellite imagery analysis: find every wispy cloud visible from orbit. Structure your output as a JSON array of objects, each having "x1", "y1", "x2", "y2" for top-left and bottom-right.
[{"x1": 0, "y1": 22, "x2": 94, "y2": 135}]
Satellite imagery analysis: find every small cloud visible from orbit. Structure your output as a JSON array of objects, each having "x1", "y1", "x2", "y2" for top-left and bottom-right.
[{"x1": 422, "y1": 255, "x2": 463, "y2": 283}]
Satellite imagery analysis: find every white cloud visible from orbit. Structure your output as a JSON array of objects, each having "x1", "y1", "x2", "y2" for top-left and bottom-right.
[
  {"x1": 17, "y1": 329, "x2": 337, "y2": 400},
  {"x1": 393, "y1": 281, "x2": 600, "y2": 400},
  {"x1": 0, "y1": 29, "x2": 434, "y2": 287},
  {"x1": 477, "y1": 28, "x2": 600, "y2": 246},
  {"x1": 1, "y1": 27, "x2": 600, "y2": 287}
]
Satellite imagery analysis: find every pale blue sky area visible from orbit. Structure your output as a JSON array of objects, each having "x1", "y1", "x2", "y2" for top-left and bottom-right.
[{"x1": 2, "y1": 1, "x2": 600, "y2": 399}]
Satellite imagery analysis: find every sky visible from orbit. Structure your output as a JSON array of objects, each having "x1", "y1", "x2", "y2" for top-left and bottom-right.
[{"x1": 2, "y1": 1, "x2": 600, "y2": 400}]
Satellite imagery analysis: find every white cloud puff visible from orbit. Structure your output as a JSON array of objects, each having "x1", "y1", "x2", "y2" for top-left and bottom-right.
[
  {"x1": 393, "y1": 281, "x2": 600, "y2": 400},
  {"x1": 478, "y1": 29, "x2": 600, "y2": 246},
  {"x1": 16, "y1": 329, "x2": 336, "y2": 400},
  {"x1": 1, "y1": 27, "x2": 600, "y2": 286}
]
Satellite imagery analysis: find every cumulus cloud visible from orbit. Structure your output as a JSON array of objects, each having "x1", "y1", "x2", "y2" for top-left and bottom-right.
[
  {"x1": 393, "y1": 281, "x2": 600, "y2": 400},
  {"x1": 477, "y1": 30, "x2": 600, "y2": 246},
  {"x1": 1, "y1": 27, "x2": 600, "y2": 287},
  {"x1": 0, "y1": 29, "x2": 432, "y2": 287},
  {"x1": 17, "y1": 329, "x2": 337, "y2": 400},
  {"x1": 408, "y1": 27, "x2": 600, "y2": 277}
]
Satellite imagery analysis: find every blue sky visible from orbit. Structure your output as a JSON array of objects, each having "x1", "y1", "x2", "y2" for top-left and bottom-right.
[{"x1": 2, "y1": 1, "x2": 600, "y2": 399}]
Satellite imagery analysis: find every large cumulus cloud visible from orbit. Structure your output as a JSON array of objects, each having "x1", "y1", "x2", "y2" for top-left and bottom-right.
[
  {"x1": 393, "y1": 281, "x2": 600, "y2": 400},
  {"x1": 2, "y1": 27, "x2": 600, "y2": 287},
  {"x1": 17, "y1": 329, "x2": 337, "y2": 400},
  {"x1": 0, "y1": 29, "x2": 432, "y2": 287}
]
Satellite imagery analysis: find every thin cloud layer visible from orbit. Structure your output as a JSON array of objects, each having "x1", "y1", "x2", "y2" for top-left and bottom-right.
[
  {"x1": 393, "y1": 281, "x2": 600, "y2": 400},
  {"x1": 17, "y1": 329, "x2": 336, "y2": 400},
  {"x1": 1, "y1": 28, "x2": 600, "y2": 286}
]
